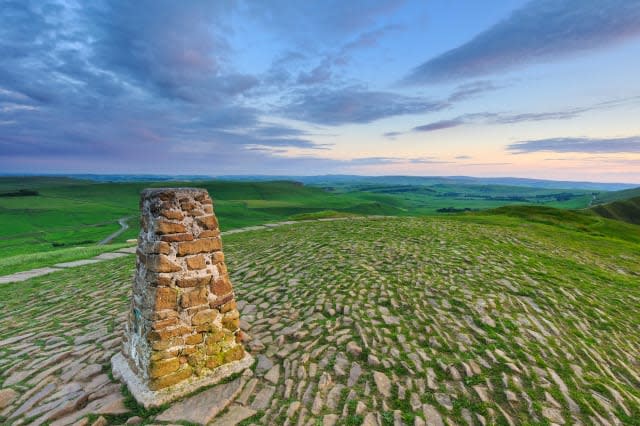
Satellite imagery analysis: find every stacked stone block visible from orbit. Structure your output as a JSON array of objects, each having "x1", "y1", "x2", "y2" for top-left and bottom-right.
[{"x1": 121, "y1": 188, "x2": 245, "y2": 392}]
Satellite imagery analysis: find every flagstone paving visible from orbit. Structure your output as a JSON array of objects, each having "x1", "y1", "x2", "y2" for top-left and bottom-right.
[{"x1": 0, "y1": 217, "x2": 639, "y2": 425}]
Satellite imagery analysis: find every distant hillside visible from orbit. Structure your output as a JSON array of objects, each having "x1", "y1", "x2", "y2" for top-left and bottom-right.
[
  {"x1": 590, "y1": 196, "x2": 640, "y2": 225},
  {"x1": 217, "y1": 174, "x2": 638, "y2": 191},
  {"x1": 592, "y1": 186, "x2": 640, "y2": 204},
  {"x1": 479, "y1": 204, "x2": 640, "y2": 244},
  {"x1": 4, "y1": 173, "x2": 635, "y2": 190}
]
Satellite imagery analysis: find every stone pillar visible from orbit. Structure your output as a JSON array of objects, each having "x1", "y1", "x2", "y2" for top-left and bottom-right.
[{"x1": 112, "y1": 188, "x2": 253, "y2": 408}]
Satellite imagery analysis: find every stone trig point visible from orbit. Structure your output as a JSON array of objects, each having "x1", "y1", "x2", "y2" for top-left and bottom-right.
[{"x1": 112, "y1": 188, "x2": 253, "y2": 408}]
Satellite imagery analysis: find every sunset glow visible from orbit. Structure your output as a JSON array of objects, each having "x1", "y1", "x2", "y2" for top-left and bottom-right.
[{"x1": 1, "y1": 0, "x2": 639, "y2": 182}]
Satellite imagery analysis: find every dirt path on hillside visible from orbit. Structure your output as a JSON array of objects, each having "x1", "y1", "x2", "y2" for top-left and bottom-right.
[{"x1": 98, "y1": 217, "x2": 129, "y2": 245}]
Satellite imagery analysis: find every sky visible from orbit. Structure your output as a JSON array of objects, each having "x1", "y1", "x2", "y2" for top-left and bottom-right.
[{"x1": 1, "y1": 0, "x2": 640, "y2": 183}]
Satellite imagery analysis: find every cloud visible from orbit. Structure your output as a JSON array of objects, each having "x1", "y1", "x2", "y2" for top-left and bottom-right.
[
  {"x1": 455, "y1": 155, "x2": 472, "y2": 160},
  {"x1": 404, "y1": 0, "x2": 640, "y2": 84},
  {"x1": 413, "y1": 119, "x2": 465, "y2": 132},
  {"x1": 345, "y1": 156, "x2": 447, "y2": 166},
  {"x1": 507, "y1": 136, "x2": 640, "y2": 154},
  {"x1": 447, "y1": 81, "x2": 502, "y2": 102},
  {"x1": 281, "y1": 86, "x2": 447, "y2": 125},
  {"x1": 0, "y1": 0, "x2": 330, "y2": 174},
  {"x1": 244, "y1": 0, "x2": 405, "y2": 45},
  {"x1": 410, "y1": 95, "x2": 640, "y2": 133},
  {"x1": 296, "y1": 60, "x2": 333, "y2": 85},
  {"x1": 383, "y1": 131, "x2": 403, "y2": 139},
  {"x1": 88, "y1": 1, "x2": 259, "y2": 103},
  {"x1": 253, "y1": 125, "x2": 308, "y2": 138},
  {"x1": 266, "y1": 23, "x2": 403, "y2": 91}
]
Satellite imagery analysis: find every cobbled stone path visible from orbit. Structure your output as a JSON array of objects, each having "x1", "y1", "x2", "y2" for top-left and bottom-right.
[{"x1": 0, "y1": 217, "x2": 639, "y2": 425}]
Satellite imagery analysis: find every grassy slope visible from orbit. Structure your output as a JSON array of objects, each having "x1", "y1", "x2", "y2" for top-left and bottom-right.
[
  {"x1": 592, "y1": 187, "x2": 640, "y2": 204},
  {"x1": 475, "y1": 205, "x2": 640, "y2": 245},
  {"x1": 0, "y1": 177, "x2": 408, "y2": 259},
  {"x1": 319, "y1": 182, "x2": 594, "y2": 214},
  {"x1": 0, "y1": 176, "x2": 618, "y2": 272},
  {"x1": 590, "y1": 196, "x2": 640, "y2": 225},
  {"x1": 0, "y1": 243, "x2": 130, "y2": 276}
]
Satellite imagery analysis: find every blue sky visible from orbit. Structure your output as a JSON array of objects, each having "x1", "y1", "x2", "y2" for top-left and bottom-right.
[{"x1": 1, "y1": 0, "x2": 640, "y2": 182}]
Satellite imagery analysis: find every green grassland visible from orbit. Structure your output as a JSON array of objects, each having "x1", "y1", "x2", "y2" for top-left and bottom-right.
[
  {"x1": 0, "y1": 212, "x2": 638, "y2": 424},
  {"x1": 590, "y1": 196, "x2": 640, "y2": 225},
  {"x1": 313, "y1": 181, "x2": 596, "y2": 212},
  {"x1": 591, "y1": 186, "x2": 640, "y2": 204},
  {"x1": 0, "y1": 177, "x2": 408, "y2": 257},
  {"x1": 1, "y1": 176, "x2": 637, "y2": 276}
]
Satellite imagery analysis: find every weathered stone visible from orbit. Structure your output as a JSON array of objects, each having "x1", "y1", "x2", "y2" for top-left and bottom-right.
[
  {"x1": 211, "y1": 277, "x2": 233, "y2": 296},
  {"x1": 142, "y1": 241, "x2": 171, "y2": 255},
  {"x1": 435, "y1": 393, "x2": 453, "y2": 411},
  {"x1": 155, "y1": 287, "x2": 178, "y2": 310},
  {"x1": 326, "y1": 384, "x2": 345, "y2": 410},
  {"x1": 256, "y1": 355, "x2": 274, "y2": 375},
  {"x1": 223, "y1": 345, "x2": 245, "y2": 363},
  {"x1": 215, "y1": 404, "x2": 256, "y2": 426},
  {"x1": 423, "y1": 403, "x2": 444, "y2": 426},
  {"x1": 318, "y1": 372, "x2": 333, "y2": 391},
  {"x1": 152, "y1": 317, "x2": 177, "y2": 330},
  {"x1": 162, "y1": 210, "x2": 184, "y2": 221},
  {"x1": 176, "y1": 275, "x2": 212, "y2": 288},
  {"x1": 155, "y1": 220, "x2": 186, "y2": 235},
  {"x1": 197, "y1": 215, "x2": 218, "y2": 230},
  {"x1": 149, "y1": 324, "x2": 191, "y2": 341},
  {"x1": 473, "y1": 385, "x2": 490, "y2": 402},
  {"x1": 160, "y1": 233, "x2": 194, "y2": 242},
  {"x1": 156, "y1": 377, "x2": 243, "y2": 424},
  {"x1": 323, "y1": 414, "x2": 339, "y2": 426},
  {"x1": 74, "y1": 363, "x2": 102, "y2": 382},
  {"x1": 0, "y1": 388, "x2": 19, "y2": 409},
  {"x1": 541, "y1": 407, "x2": 565, "y2": 424},
  {"x1": 149, "y1": 358, "x2": 180, "y2": 378},
  {"x1": 10, "y1": 383, "x2": 56, "y2": 419},
  {"x1": 146, "y1": 255, "x2": 182, "y2": 273},
  {"x1": 222, "y1": 316, "x2": 240, "y2": 331},
  {"x1": 286, "y1": 400, "x2": 301, "y2": 418},
  {"x1": 373, "y1": 371, "x2": 391, "y2": 398},
  {"x1": 251, "y1": 385, "x2": 275, "y2": 410},
  {"x1": 236, "y1": 378, "x2": 258, "y2": 406},
  {"x1": 177, "y1": 238, "x2": 221, "y2": 256},
  {"x1": 363, "y1": 412, "x2": 378, "y2": 426},
  {"x1": 181, "y1": 287, "x2": 208, "y2": 308},
  {"x1": 186, "y1": 255, "x2": 207, "y2": 270},
  {"x1": 149, "y1": 366, "x2": 193, "y2": 390},
  {"x1": 264, "y1": 364, "x2": 281, "y2": 384},
  {"x1": 91, "y1": 416, "x2": 108, "y2": 426},
  {"x1": 368, "y1": 354, "x2": 381, "y2": 367},
  {"x1": 346, "y1": 341, "x2": 362, "y2": 357},
  {"x1": 348, "y1": 362, "x2": 362, "y2": 387},
  {"x1": 192, "y1": 309, "x2": 219, "y2": 325},
  {"x1": 220, "y1": 300, "x2": 237, "y2": 313}
]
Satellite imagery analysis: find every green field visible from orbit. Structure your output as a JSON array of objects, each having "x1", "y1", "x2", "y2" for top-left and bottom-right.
[
  {"x1": 0, "y1": 176, "x2": 637, "y2": 275},
  {"x1": 590, "y1": 196, "x2": 640, "y2": 225}
]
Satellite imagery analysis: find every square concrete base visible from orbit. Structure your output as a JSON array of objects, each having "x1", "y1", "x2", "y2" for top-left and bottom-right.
[{"x1": 111, "y1": 352, "x2": 254, "y2": 408}]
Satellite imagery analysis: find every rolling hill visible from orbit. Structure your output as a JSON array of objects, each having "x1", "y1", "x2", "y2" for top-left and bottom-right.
[
  {"x1": 591, "y1": 187, "x2": 640, "y2": 204},
  {"x1": 590, "y1": 196, "x2": 640, "y2": 225}
]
